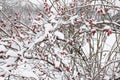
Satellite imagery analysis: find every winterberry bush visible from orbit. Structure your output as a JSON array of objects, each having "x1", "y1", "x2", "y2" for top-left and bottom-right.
[{"x1": 0, "y1": 0, "x2": 120, "y2": 80}]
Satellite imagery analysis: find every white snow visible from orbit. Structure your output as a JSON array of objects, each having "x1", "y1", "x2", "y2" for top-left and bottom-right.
[
  {"x1": 91, "y1": 28, "x2": 96, "y2": 32},
  {"x1": 0, "y1": 6, "x2": 2, "y2": 10},
  {"x1": 49, "y1": 15, "x2": 56, "y2": 21},
  {"x1": 114, "y1": 0, "x2": 120, "y2": 7},
  {"x1": 6, "y1": 50, "x2": 18, "y2": 57},
  {"x1": 80, "y1": 25, "x2": 89, "y2": 31},
  {"x1": 40, "y1": 42, "x2": 45, "y2": 47},
  {"x1": 54, "y1": 60, "x2": 60, "y2": 67},
  {"x1": 0, "y1": 77, "x2": 4, "y2": 80},
  {"x1": 12, "y1": 69, "x2": 39, "y2": 80},
  {"x1": 0, "y1": 45, "x2": 7, "y2": 52},
  {"x1": 69, "y1": 15, "x2": 78, "y2": 25},
  {"x1": 54, "y1": 31, "x2": 64, "y2": 40},
  {"x1": 29, "y1": 0, "x2": 43, "y2": 5},
  {"x1": 11, "y1": 63, "x2": 39, "y2": 80},
  {"x1": 103, "y1": 25, "x2": 111, "y2": 30},
  {"x1": 103, "y1": 34, "x2": 116, "y2": 50},
  {"x1": 44, "y1": 23, "x2": 54, "y2": 32},
  {"x1": 21, "y1": 1, "x2": 27, "y2": 7}
]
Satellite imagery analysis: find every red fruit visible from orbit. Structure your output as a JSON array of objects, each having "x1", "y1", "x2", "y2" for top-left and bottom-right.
[
  {"x1": 107, "y1": 31, "x2": 112, "y2": 36},
  {"x1": 8, "y1": 42, "x2": 12, "y2": 47},
  {"x1": 6, "y1": 65, "x2": 11, "y2": 67},
  {"x1": 39, "y1": 13, "x2": 44, "y2": 18},
  {"x1": 103, "y1": 29, "x2": 109, "y2": 32},
  {"x1": 61, "y1": 52, "x2": 66, "y2": 55},
  {"x1": 14, "y1": 22, "x2": 17, "y2": 25},
  {"x1": 41, "y1": 78, "x2": 44, "y2": 80},
  {"x1": 100, "y1": 9, "x2": 103, "y2": 13},
  {"x1": 0, "y1": 20, "x2": 3, "y2": 23},
  {"x1": 35, "y1": 18, "x2": 40, "y2": 21},
  {"x1": 97, "y1": 10, "x2": 101, "y2": 13},
  {"x1": 55, "y1": 0, "x2": 59, "y2": 2},
  {"x1": 102, "y1": 13, "x2": 106, "y2": 16},
  {"x1": 69, "y1": 40, "x2": 74, "y2": 45},
  {"x1": 0, "y1": 51, "x2": 4, "y2": 53},
  {"x1": 70, "y1": 3, "x2": 75, "y2": 8},
  {"x1": 45, "y1": 7, "x2": 50, "y2": 13},
  {"x1": 14, "y1": 18, "x2": 17, "y2": 21},
  {"x1": 104, "y1": 8, "x2": 109, "y2": 12},
  {"x1": 95, "y1": 7, "x2": 98, "y2": 11},
  {"x1": 28, "y1": 41, "x2": 30, "y2": 44},
  {"x1": 6, "y1": 55, "x2": 10, "y2": 59},
  {"x1": 2, "y1": 23, "x2": 6, "y2": 27},
  {"x1": 92, "y1": 30, "x2": 96, "y2": 36},
  {"x1": 1, "y1": 74, "x2": 5, "y2": 77},
  {"x1": 97, "y1": 9, "x2": 103, "y2": 13},
  {"x1": 55, "y1": 67, "x2": 60, "y2": 70},
  {"x1": 66, "y1": 67, "x2": 70, "y2": 72},
  {"x1": 44, "y1": 0, "x2": 47, "y2": 2},
  {"x1": 8, "y1": 16, "x2": 12, "y2": 18},
  {"x1": 89, "y1": 20, "x2": 93, "y2": 25}
]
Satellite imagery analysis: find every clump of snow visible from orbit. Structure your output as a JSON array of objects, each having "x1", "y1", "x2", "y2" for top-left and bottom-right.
[
  {"x1": 0, "y1": 6, "x2": 2, "y2": 10},
  {"x1": 54, "y1": 60, "x2": 60, "y2": 68},
  {"x1": 40, "y1": 42, "x2": 45, "y2": 47},
  {"x1": 29, "y1": 0, "x2": 43, "y2": 5},
  {"x1": 11, "y1": 63, "x2": 39, "y2": 80},
  {"x1": 62, "y1": 59, "x2": 70, "y2": 67},
  {"x1": 69, "y1": 15, "x2": 78, "y2": 25},
  {"x1": 0, "y1": 77, "x2": 4, "y2": 80},
  {"x1": 12, "y1": 69, "x2": 39, "y2": 80},
  {"x1": 69, "y1": 15, "x2": 78, "y2": 20},
  {"x1": 103, "y1": 25, "x2": 111, "y2": 30},
  {"x1": 6, "y1": 50, "x2": 18, "y2": 57},
  {"x1": 108, "y1": 9, "x2": 118, "y2": 17},
  {"x1": 114, "y1": 0, "x2": 120, "y2": 7},
  {"x1": 91, "y1": 28, "x2": 96, "y2": 32},
  {"x1": 103, "y1": 34, "x2": 115, "y2": 50},
  {"x1": 104, "y1": 20, "x2": 110, "y2": 23},
  {"x1": 0, "y1": 45, "x2": 7, "y2": 52},
  {"x1": 54, "y1": 31, "x2": 64, "y2": 40},
  {"x1": 103, "y1": 75, "x2": 110, "y2": 80},
  {"x1": 80, "y1": 25, "x2": 88, "y2": 31},
  {"x1": 44, "y1": 23, "x2": 54, "y2": 32},
  {"x1": 21, "y1": 1, "x2": 27, "y2": 7},
  {"x1": 92, "y1": 21, "x2": 97, "y2": 25},
  {"x1": 51, "y1": 18, "x2": 58, "y2": 23}
]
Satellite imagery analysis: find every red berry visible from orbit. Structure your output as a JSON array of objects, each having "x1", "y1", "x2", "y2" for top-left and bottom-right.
[
  {"x1": 6, "y1": 65, "x2": 11, "y2": 67},
  {"x1": 105, "y1": 8, "x2": 109, "y2": 12},
  {"x1": 66, "y1": 67, "x2": 70, "y2": 72},
  {"x1": 1, "y1": 74, "x2": 5, "y2": 77},
  {"x1": 69, "y1": 40, "x2": 74, "y2": 45},
  {"x1": 0, "y1": 20, "x2": 3, "y2": 23},
  {"x1": 55, "y1": 67, "x2": 60, "y2": 70},
  {"x1": 92, "y1": 30, "x2": 96, "y2": 36},
  {"x1": 107, "y1": 31, "x2": 112, "y2": 36},
  {"x1": 103, "y1": 29, "x2": 109, "y2": 32},
  {"x1": 0, "y1": 51, "x2": 4, "y2": 53}
]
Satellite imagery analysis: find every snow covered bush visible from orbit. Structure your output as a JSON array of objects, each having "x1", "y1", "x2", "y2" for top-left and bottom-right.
[{"x1": 0, "y1": 0, "x2": 120, "y2": 80}]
